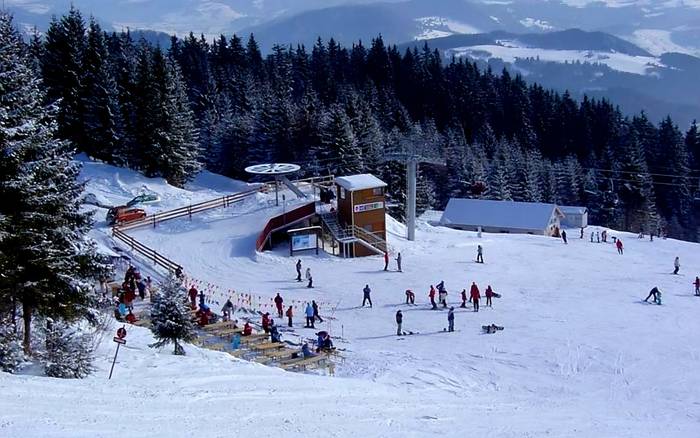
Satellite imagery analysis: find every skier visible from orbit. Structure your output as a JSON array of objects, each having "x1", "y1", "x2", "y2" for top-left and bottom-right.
[
  {"x1": 561, "y1": 230, "x2": 568, "y2": 244},
  {"x1": 596, "y1": 231, "x2": 600, "y2": 243},
  {"x1": 286, "y1": 305, "x2": 294, "y2": 327},
  {"x1": 580, "y1": 227, "x2": 584, "y2": 239},
  {"x1": 274, "y1": 293, "x2": 284, "y2": 318},
  {"x1": 470, "y1": 282, "x2": 481, "y2": 312},
  {"x1": 447, "y1": 307, "x2": 455, "y2": 332},
  {"x1": 485, "y1": 285, "x2": 495, "y2": 307},
  {"x1": 429, "y1": 285, "x2": 437, "y2": 309},
  {"x1": 396, "y1": 252, "x2": 402, "y2": 272},
  {"x1": 650, "y1": 232, "x2": 654, "y2": 242},
  {"x1": 476, "y1": 245, "x2": 484, "y2": 263},
  {"x1": 296, "y1": 259, "x2": 302, "y2": 282},
  {"x1": 198, "y1": 290, "x2": 205, "y2": 308},
  {"x1": 396, "y1": 310, "x2": 403, "y2": 336},
  {"x1": 305, "y1": 303, "x2": 315, "y2": 328},
  {"x1": 312, "y1": 300, "x2": 323, "y2": 323},
  {"x1": 590, "y1": 232, "x2": 594, "y2": 243},
  {"x1": 616, "y1": 239, "x2": 624, "y2": 255},
  {"x1": 362, "y1": 285, "x2": 373, "y2": 307},
  {"x1": 405, "y1": 289, "x2": 415, "y2": 305},
  {"x1": 602, "y1": 230, "x2": 607, "y2": 243},
  {"x1": 673, "y1": 257, "x2": 680, "y2": 275},
  {"x1": 188, "y1": 285, "x2": 198, "y2": 309},
  {"x1": 694, "y1": 277, "x2": 700, "y2": 296},
  {"x1": 460, "y1": 289, "x2": 467, "y2": 308},
  {"x1": 262, "y1": 312, "x2": 271, "y2": 333},
  {"x1": 643, "y1": 286, "x2": 661, "y2": 303},
  {"x1": 306, "y1": 267, "x2": 313, "y2": 288},
  {"x1": 384, "y1": 251, "x2": 389, "y2": 271}
]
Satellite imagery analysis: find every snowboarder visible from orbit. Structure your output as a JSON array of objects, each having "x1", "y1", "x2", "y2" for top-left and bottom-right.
[
  {"x1": 306, "y1": 267, "x2": 313, "y2": 288},
  {"x1": 396, "y1": 310, "x2": 403, "y2": 336},
  {"x1": 439, "y1": 288, "x2": 448, "y2": 308},
  {"x1": 485, "y1": 285, "x2": 495, "y2": 307},
  {"x1": 429, "y1": 285, "x2": 437, "y2": 309},
  {"x1": 396, "y1": 252, "x2": 402, "y2": 272},
  {"x1": 561, "y1": 230, "x2": 568, "y2": 244},
  {"x1": 274, "y1": 293, "x2": 284, "y2": 318},
  {"x1": 286, "y1": 306, "x2": 294, "y2": 327},
  {"x1": 405, "y1": 289, "x2": 415, "y2": 304},
  {"x1": 616, "y1": 239, "x2": 624, "y2": 255},
  {"x1": 673, "y1": 257, "x2": 680, "y2": 275},
  {"x1": 384, "y1": 251, "x2": 389, "y2": 271},
  {"x1": 296, "y1": 259, "x2": 302, "y2": 282},
  {"x1": 476, "y1": 245, "x2": 484, "y2": 263},
  {"x1": 312, "y1": 300, "x2": 323, "y2": 323},
  {"x1": 262, "y1": 312, "x2": 271, "y2": 333},
  {"x1": 188, "y1": 285, "x2": 198, "y2": 309},
  {"x1": 447, "y1": 307, "x2": 455, "y2": 332},
  {"x1": 362, "y1": 285, "x2": 373, "y2": 307},
  {"x1": 305, "y1": 303, "x2": 315, "y2": 328},
  {"x1": 470, "y1": 282, "x2": 481, "y2": 312},
  {"x1": 643, "y1": 286, "x2": 661, "y2": 304},
  {"x1": 460, "y1": 289, "x2": 467, "y2": 308}
]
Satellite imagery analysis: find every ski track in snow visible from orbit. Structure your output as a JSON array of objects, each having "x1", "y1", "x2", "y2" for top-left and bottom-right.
[{"x1": 2, "y1": 158, "x2": 700, "y2": 437}]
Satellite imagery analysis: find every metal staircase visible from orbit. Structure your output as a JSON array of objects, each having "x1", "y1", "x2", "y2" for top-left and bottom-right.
[{"x1": 319, "y1": 212, "x2": 388, "y2": 256}]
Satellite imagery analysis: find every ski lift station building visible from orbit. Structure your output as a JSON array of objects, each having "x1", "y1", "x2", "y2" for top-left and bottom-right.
[
  {"x1": 336, "y1": 174, "x2": 388, "y2": 257},
  {"x1": 440, "y1": 198, "x2": 565, "y2": 236},
  {"x1": 559, "y1": 205, "x2": 589, "y2": 228}
]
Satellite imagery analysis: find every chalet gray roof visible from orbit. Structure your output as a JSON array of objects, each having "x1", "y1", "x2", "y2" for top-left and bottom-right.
[
  {"x1": 335, "y1": 174, "x2": 387, "y2": 191},
  {"x1": 440, "y1": 198, "x2": 563, "y2": 231},
  {"x1": 559, "y1": 205, "x2": 588, "y2": 215}
]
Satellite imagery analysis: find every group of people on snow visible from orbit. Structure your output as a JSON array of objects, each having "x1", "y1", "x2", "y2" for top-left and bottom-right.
[
  {"x1": 113, "y1": 264, "x2": 153, "y2": 323},
  {"x1": 383, "y1": 251, "x2": 402, "y2": 272}
]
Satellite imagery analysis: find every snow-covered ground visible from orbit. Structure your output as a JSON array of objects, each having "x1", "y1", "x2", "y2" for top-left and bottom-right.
[
  {"x1": 2, "y1": 159, "x2": 700, "y2": 437},
  {"x1": 449, "y1": 41, "x2": 664, "y2": 75}
]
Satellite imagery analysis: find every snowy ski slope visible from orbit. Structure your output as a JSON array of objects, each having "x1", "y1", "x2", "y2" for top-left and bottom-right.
[{"x1": 2, "y1": 159, "x2": 700, "y2": 437}]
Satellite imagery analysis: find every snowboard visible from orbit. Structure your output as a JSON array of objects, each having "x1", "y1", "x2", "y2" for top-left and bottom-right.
[{"x1": 482, "y1": 325, "x2": 504, "y2": 334}]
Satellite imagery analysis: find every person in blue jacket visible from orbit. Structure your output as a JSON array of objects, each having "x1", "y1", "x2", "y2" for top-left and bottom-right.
[
  {"x1": 305, "y1": 302, "x2": 315, "y2": 328},
  {"x1": 301, "y1": 343, "x2": 316, "y2": 358}
]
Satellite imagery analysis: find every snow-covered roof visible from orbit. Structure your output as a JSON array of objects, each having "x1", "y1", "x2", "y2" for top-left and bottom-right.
[
  {"x1": 559, "y1": 205, "x2": 588, "y2": 215},
  {"x1": 335, "y1": 174, "x2": 387, "y2": 191},
  {"x1": 440, "y1": 198, "x2": 562, "y2": 231}
]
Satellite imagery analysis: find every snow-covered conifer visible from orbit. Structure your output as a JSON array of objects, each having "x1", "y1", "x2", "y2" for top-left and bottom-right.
[{"x1": 150, "y1": 274, "x2": 196, "y2": 355}]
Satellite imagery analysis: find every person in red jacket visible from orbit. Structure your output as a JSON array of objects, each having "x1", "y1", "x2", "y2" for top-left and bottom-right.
[
  {"x1": 384, "y1": 251, "x2": 389, "y2": 271},
  {"x1": 470, "y1": 282, "x2": 481, "y2": 312},
  {"x1": 485, "y1": 285, "x2": 495, "y2": 307},
  {"x1": 285, "y1": 305, "x2": 294, "y2": 327},
  {"x1": 274, "y1": 293, "x2": 284, "y2": 318},
  {"x1": 243, "y1": 322, "x2": 253, "y2": 336},
  {"x1": 188, "y1": 286, "x2": 198, "y2": 309},
  {"x1": 460, "y1": 289, "x2": 467, "y2": 308},
  {"x1": 262, "y1": 312, "x2": 270, "y2": 333},
  {"x1": 125, "y1": 310, "x2": 137, "y2": 324},
  {"x1": 429, "y1": 285, "x2": 437, "y2": 309},
  {"x1": 616, "y1": 239, "x2": 624, "y2": 255}
]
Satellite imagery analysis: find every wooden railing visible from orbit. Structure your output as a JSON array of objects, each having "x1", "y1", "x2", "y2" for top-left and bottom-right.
[{"x1": 112, "y1": 228, "x2": 182, "y2": 273}]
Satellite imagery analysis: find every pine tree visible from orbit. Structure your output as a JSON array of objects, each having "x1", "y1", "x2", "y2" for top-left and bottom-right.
[
  {"x1": 0, "y1": 319, "x2": 24, "y2": 373},
  {"x1": 0, "y1": 13, "x2": 109, "y2": 354},
  {"x1": 43, "y1": 318, "x2": 94, "y2": 379},
  {"x1": 321, "y1": 104, "x2": 363, "y2": 176},
  {"x1": 150, "y1": 274, "x2": 196, "y2": 355}
]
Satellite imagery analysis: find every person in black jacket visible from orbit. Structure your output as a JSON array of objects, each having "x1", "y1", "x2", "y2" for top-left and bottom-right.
[{"x1": 396, "y1": 310, "x2": 403, "y2": 336}]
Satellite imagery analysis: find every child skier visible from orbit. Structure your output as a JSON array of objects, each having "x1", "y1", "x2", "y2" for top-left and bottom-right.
[
  {"x1": 286, "y1": 305, "x2": 294, "y2": 327},
  {"x1": 643, "y1": 287, "x2": 662, "y2": 304},
  {"x1": 405, "y1": 289, "x2": 415, "y2": 304},
  {"x1": 306, "y1": 267, "x2": 313, "y2": 288},
  {"x1": 460, "y1": 289, "x2": 467, "y2": 308},
  {"x1": 447, "y1": 307, "x2": 455, "y2": 332}
]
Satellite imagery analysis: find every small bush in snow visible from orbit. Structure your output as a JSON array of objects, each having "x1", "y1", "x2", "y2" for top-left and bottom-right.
[
  {"x1": 150, "y1": 274, "x2": 196, "y2": 355},
  {"x1": 43, "y1": 319, "x2": 94, "y2": 379},
  {"x1": 0, "y1": 321, "x2": 24, "y2": 373}
]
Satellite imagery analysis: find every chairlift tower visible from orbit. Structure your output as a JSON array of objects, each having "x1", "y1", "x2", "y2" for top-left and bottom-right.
[
  {"x1": 245, "y1": 163, "x2": 302, "y2": 206},
  {"x1": 384, "y1": 139, "x2": 445, "y2": 241}
]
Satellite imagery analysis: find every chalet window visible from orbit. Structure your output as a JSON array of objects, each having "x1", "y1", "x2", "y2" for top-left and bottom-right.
[
  {"x1": 363, "y1": 224, "x2": 374, "y2": 232},
  {"x1": 372, "y1": 187, "x2": 384, "y2": 196},
  {"x1": 340, "y1": 188, "x2": 346, "y2": 199}
]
